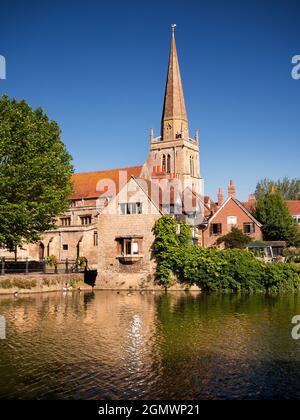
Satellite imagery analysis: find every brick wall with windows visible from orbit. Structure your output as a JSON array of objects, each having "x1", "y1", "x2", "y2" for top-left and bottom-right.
[{"x1": 203, "y1": 197, "x2": 262, "y2": 248}]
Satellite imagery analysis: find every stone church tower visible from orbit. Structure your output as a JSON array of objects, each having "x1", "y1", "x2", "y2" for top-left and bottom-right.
[{"x1": 142, "y1": 26, "x2": 203, "y2": 195}]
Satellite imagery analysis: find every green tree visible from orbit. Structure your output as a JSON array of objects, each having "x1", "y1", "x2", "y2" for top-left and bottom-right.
[
  {"x1": 253, "y1": 192, "x2": 300, "y2": 246},
  {"x1": 0, "y1": 95, "x2": 73, "y2": 254},
  {"x1": 216, "y1": 227, "x2": 252, "y2": 249},
  {"x1": 255, "y1": 177, "x2": 300, "y2": 200}
]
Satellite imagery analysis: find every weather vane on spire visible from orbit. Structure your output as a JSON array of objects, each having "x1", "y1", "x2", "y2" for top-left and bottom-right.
[{"x1": 171, "y1": 24, "x2": 177, "y2": 34}]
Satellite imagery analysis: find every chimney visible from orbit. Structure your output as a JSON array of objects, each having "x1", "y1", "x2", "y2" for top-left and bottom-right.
[
  {"x1": 217, "y1": 188, "x2": 224, "y2": 206},
  {"x1": 228, "y1": 180, "x2": 236, "y2": 198},
  {"x1": 270, "y1": 185, "x2": 276, "y2": 194},
  {"x1": 248, "y1": 194, "x2": 256, "y2": 203}
]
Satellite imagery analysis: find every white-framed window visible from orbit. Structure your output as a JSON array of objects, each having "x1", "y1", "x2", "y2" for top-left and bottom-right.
[
  {"x1": 117, "y1": 238, "x2": 142, "y2": 256},
  {"x1": 227, "y1": 216, "x2": 237, "y2": 225},
  {"x1": 293, "y1": 215, "x2": 300, "y2": 225},
  {"x1": 132, "y1": 241, "x2": 139, "y2": 255},
  {"x1": 119, "y1": 203, "x2": 143, "y2": 215}
]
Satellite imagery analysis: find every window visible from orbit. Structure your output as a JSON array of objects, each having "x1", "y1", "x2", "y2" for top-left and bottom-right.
[
  {"x1": 244, "y1": 223, "x2": 255, "y2": 234},
  {"x1": 190, "y1": 156, "x2": 194, "y2": 176},
  {"x1": 119, "y1": 203, "x2": 143, "y2": 215},
  {"x1": 132, "y1": 241, "x2": 139, "y2": 255},
  {"x1": 211, "y1": 223, "x2": 222, "y2": 236},
  {"x1": 227, "y1": 216, "x2": 237, "y2": 225},
  {"x1": 62, "y1": 244, "x2": 68, "y2": 251},
  {"x1": 161, "y1": 154, "x2": 166, "y2": 171},
  {"x1": 118, "y1": 238, "x2": 142, "y2": 256},
  {"x1": 293, "y1": 215, "x2": 300, "y2": 225},
  {"x1": 60, "y1": 217, "x2": 71, "y2": 226},
  {"x1": 93, "y1": 231, "x2": 98, "y2": 247},
  {"x1": 80, "y1": 215, "x2": 92, "y2": 225},
  {"x1": 125, "y1": 241, "x2": 131, "y2": 255},
  {"x1": 166, "y1": 154, "x2": 171, "y2": 173}
]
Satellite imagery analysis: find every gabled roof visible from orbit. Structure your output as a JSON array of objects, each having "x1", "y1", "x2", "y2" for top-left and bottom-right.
[
  {"x1": 70, "y1": 166, "x2": 143, "y2": 200},
  {"x1": 208, "y1": 196, "x2": 262, "y2": 227},
  {"x1": 101, "y1": 176, "x2": 164, "y2": 216}
]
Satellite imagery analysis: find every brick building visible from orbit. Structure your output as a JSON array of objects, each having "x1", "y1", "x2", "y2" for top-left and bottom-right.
[{"x1": 200, "y1": 181, "x2": 263, "y2": 248}]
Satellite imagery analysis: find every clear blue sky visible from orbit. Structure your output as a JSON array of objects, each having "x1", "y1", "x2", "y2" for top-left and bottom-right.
[{"x1": 0, "y1": 0, "x2": 299, "y2": 201}]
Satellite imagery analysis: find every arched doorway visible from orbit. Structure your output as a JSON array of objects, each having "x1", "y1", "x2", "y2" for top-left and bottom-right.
[{"x1": 39, "y1": 242, "x2": 45, "y2": 260}]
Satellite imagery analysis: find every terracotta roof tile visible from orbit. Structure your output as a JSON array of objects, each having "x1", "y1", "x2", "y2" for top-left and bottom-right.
[
  {"x1": 243, "y1": 200, "x2": 300, "y2": 216},
  {"x1": 70, "y1": 166, "x2": 143, "y2": 199},
  {"x1": 286, "y1": 200, "x2": 300, "y2": 215}
]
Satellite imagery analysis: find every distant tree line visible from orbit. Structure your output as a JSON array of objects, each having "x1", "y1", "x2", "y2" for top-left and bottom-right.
[{"x1": 255, "y1": 177, "x2": 300, "y2": 200}]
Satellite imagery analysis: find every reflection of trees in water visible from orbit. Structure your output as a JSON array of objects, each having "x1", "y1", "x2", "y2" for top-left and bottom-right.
[
  {"x1": 150, "y1": 292, "x2": 300, "y2": 399},
  {"x1": 154, "y1": 292, "x2": 300, "y2": 362}
]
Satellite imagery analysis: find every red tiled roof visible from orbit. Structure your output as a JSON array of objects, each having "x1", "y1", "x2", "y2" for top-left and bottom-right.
[
  {"x1": 70, "y1": 166, "x2": 143, "y2": 199},
  {"x1": 286, "y1": 201, "x2": 300, "y2": 215},
  {"x1": 243, "y1": 200, "x2": 300, "y2": 216},
  {"x1": 242, "y1": 201, "x2": 256, "y2": 213}
]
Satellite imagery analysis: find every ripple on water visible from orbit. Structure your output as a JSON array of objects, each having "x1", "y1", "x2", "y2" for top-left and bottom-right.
[{"x1": 1, "y1": 291, "x2": 300, "y2": 399}]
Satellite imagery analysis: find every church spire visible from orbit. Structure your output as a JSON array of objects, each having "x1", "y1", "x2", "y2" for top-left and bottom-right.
[{"x1": 161, "y1": 25, "x2": 189, "y2": 140}]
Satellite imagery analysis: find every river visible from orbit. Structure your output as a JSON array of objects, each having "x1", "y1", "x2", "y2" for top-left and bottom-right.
[{"x1": 0, "y1": 291, "x2": 300, "y2": 400}]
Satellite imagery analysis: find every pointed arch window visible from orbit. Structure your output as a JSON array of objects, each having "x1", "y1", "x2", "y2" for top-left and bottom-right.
[
  {"x1": 166, "y1": 154, "x2": 171, "y2": 174},
  {"x1": 190, "y1": 156, "x2": 195, "y2": 176},
  {"x1": 161, "y1": 154, "x2": 166, "y2": 172}
]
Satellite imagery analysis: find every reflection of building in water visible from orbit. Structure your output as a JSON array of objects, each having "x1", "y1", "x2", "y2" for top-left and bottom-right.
[{"x1": 0, "y1": 292, "x2": 159, "y2": 371}]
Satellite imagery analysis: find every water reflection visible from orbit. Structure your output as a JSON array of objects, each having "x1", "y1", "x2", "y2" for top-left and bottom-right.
[{"x1": 0, "y1": 291, "x2": 300, "y2": 399}]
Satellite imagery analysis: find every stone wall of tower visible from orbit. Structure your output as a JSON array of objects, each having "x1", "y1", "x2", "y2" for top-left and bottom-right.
[{"x1": 142, "y1": 136, "x2": 202, "y2": 194}]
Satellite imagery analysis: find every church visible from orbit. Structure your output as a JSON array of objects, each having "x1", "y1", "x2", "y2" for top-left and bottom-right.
[{"x1": 1, "y1": 28, "x2": 264, "y2": 286}]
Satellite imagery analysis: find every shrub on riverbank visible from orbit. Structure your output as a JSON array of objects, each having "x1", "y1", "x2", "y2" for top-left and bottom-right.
[
  {"x1": 0, "y1": 278, "x2": 37, "y2": 289},
  {"x1": 153, "y1": 216, "x2": 300, "y2": 293}
]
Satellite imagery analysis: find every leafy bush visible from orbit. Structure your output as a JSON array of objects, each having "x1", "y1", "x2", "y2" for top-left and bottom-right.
[
  {"x1": 76, "y1": 256, "x2": 87, "y2": 269},
  {"x1": 12, "y1": 278, "x2": 37, "y2": 289},
  {"x1": 42, "y1": 277, "x2": 51, "y2": 287},
  {"x1": 153, "y1": 216, "x2": 300, "y2": 293},
  {"x1": 46, "y1": 255, "x2": 58, "y2": 268},
  {"x1": 216, "y1": 227, "x2": 252, "y2": 249},
  {"x1": 68, "y1": 277, "x2": 79, "y2": 289},
  {"x1": 0, "y1": 278, "x2": 13, "y2": 289}
]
